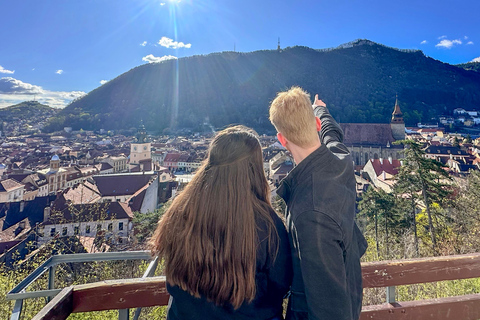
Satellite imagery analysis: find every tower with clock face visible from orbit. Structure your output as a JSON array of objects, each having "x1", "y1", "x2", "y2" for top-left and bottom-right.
[{"x1": 130, "y1": 121, "x2": 152, "y2": 171}]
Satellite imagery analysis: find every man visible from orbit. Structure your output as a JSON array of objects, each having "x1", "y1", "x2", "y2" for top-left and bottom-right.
[{"x1": 269, "y1": 87, "x2": 367, "y2": 320}]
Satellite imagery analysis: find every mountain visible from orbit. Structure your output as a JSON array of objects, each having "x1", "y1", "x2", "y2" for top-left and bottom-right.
[
  {"x1": 0, "y1": 101, "x2": 58, "y2": 122},
  {"x1": 457, "y1": 61, "x2": 480, "y2": 73},
  {"x1": 0, "y1": 101, "x2": 59, "y2": 136},
  {"x1": 44, "y1": 39, "x2": 480, "y2": 134}
]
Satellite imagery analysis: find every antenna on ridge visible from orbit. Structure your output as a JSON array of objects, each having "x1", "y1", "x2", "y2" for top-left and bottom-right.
[
  {"x1": 234, "y1": 42, "x2": 236, "y2": 52},
  {"x1": 277, "y1": 37, "x2": 281, "y2": 51}
]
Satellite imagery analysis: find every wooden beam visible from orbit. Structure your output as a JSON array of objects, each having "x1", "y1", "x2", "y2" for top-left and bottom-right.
[
  {"x1": 32, "y1": 287, "x2": 73, "y2": 320},
  {"x1": 72, "y1": 276, "x2": 169, "y2": 313},
  {"x1": 360, "y1": 293, "x2": 480, "y2": 320},
  {"x1": 362, "y1": 253, "x2": 480, "y2": 288}
]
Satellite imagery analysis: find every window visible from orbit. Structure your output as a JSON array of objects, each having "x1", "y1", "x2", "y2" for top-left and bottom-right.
[
  {"x1": 74, "y1": 226, "x2": 79, "y2": 235},
  {"x1": 86, "y1": 225, "x2": 90, "y2": 234},
  {"x1": 119, "y1": 222, "x2": 124, "y2": 231},
  {"x1": 108, "y1": 223, "x2": 113, "y2": 231},
  {"x1": 50, "y1": 228, "x2": 56, "y2": 237},
  {"x1": 62, "y1": 227, "x2": 68, "y2": 236}
]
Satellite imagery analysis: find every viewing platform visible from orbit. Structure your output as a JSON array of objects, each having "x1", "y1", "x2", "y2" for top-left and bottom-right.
[{"x1": 7, "y1": 251, "x2": 480, "y2": 320}]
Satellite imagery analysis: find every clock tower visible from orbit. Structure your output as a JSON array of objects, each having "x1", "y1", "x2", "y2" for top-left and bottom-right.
[{"x1": 130, "y1": 121, "x2": 152, "y2": 171}]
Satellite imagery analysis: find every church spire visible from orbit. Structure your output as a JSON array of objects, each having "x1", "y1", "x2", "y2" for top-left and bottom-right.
[
  {"x1": 136, "y1": 120, "x2": 147, "y2": 143},
  {"x1": 391, "y1": 94, "x2": 404, "y2": 124}
]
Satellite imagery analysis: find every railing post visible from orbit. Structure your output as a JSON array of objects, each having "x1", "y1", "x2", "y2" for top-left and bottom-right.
[
  {"x1": 47, "y1": 265, "x2": 56, "y2": 302},
  {"x1": 10, "y1": 299, "x2": 23, "y2": 320},
  {"x1": 119, "y1": 309, "x2": 130, "y2": 320},
  {"x1": 133, "y1": 257, "x2": 159, "y2": 320},
  {"x1": 386, "y1": 285, "x2": 396, "y2": 303}
]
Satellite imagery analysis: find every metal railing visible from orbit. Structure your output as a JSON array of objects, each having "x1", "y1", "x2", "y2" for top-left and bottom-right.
[
  {"x1": 7, "y1": 251, "x2": 156, "y2": 320},
  {"x1": 12, "y1": 251, "x2": 480, "y2": 320}
]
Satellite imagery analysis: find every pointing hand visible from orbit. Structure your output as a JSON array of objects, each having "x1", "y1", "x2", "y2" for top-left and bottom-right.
[{"x1": 313, "y1": 94, "x2": 326, "y2": 108}]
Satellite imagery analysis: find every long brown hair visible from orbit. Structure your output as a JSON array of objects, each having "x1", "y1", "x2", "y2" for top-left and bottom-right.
[{"x1": 150, "y1": 125, "x2": 278, "y2": 309}]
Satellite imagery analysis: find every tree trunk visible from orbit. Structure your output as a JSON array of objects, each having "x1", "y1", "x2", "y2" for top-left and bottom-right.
[
  {"x1": 422, "y1": 182, "x2": 437, "y2": 255},
  {"x1": 374, "y1": 210, "x2": 379, "y2": 259},
  {"x1": 385, "y1": 210, "x2": 389, "y2": 259},
  {"x1": 411, "y1": 195, "x2": 419, "y2": 257}
]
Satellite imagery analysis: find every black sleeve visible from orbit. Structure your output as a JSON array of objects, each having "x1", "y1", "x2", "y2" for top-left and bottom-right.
[
  {"x1": 314, "y1": 106, "x2": 350, "y2": 155},
  {"x1": 295, "y1": 210, "x2": 352, "y2": 320},
  {"x1": 266, "y1": 213, "x2": 292, "y2": 299}
]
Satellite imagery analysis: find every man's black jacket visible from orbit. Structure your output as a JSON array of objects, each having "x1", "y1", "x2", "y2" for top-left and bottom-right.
[{"x1": 277, "y1": 106, "x2": 367, "y2": 320}]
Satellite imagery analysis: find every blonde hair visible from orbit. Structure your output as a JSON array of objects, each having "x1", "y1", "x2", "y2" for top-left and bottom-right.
[{"x1": 269, "y1": 87, "x2": 318, "y2": 148}]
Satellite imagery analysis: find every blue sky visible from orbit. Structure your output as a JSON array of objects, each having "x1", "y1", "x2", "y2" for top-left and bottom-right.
[{"x1": 1, "y1": 0, "x2": 479, "y2": 108}]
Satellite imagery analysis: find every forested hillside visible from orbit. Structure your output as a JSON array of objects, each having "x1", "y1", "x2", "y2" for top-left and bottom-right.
[{"x1": 44, "y1": 40, "x2": 480, "y2": 134}]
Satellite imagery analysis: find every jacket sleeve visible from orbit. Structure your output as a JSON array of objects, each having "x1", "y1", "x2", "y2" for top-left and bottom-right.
[
  {"x1": 314, "y1": 106, "x2": 350, "y2": 155},
  {"x1": 295, "y1": 210, "x2": 352, "y2": 320},
  {"x1": 266, "y1": 214, "x2": 293, "y2": 299}
]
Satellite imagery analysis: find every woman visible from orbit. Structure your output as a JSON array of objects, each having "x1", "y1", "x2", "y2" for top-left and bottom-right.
[{"x1": 150, "y1": 125, "x2": 292, "y2": 320}]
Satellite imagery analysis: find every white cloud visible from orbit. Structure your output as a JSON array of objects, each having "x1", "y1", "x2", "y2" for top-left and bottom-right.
[
  {"x1": 160, "y1": 2, "x2": 166, "y2": 5},
  {"x1": 0, "y1": 66, "x2": 15, "y2": 74},
  {"x1": 464, "y1": 36, "x2": 469, "y2": 40},
  {"x1": 142, "y1": 54, "x2": 177, "y2": 63},
  {"x1": 140, "y1": 41, "x2": 147, "y2": 46},
  {"x1": 100, "y1": 80, "x2": 108, "y2": 85},
  {"x1": 0, "y1": 77, "x2": 44, "y2": 94},
  {"x1": 472, "y1": 57, "x2": 480, "y2": 63},
  {"x1": 420, "y1": 40, "x2": 427, "y2": 45},
  {"x1": 438, "y1": 35, "x2": 447, "y2": 39},
  {"x1": 467, "y1": 41, "x2": 474, "y2": 45},
  {"x1": 0, "y1": 77, "x2": 85, "y2": 108},
  {"x1": 56, "y1": 69, "x2": 63, "y2": 75},
  {"x1": 435, "y1": 39, "x2": 462, "y2": 49},
  {"x1": 158, "y1": 36, "x2": 191, "y2": 49}
]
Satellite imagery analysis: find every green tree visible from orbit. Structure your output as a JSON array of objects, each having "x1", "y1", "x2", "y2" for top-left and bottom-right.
[
  {"x1": 358, "y1": 187, "x2": 399, "y2": 259},
  {"x1": 132, "y1": 203, "x2": 170, "y2": 244},
  {"x1": 451, "y1": 170, "x2": 480, "y2": 253},
  {"x1": 394, "y1": 140, "x2": 452, "y2": 255}
]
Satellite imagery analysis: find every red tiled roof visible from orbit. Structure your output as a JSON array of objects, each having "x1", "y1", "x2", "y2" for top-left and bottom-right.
[
  {"x1": 369, "y1": 158, "x2": 402, "y2": 176},
  {"x1": 163, "y1": 153, "x2": 181, "y2": 162},
  {"x1": 0, "y1": 179, "x2": 24, "y2": 192}
]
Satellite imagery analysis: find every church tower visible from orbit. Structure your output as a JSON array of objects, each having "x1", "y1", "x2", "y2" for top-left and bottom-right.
[
  {"x1": 130, "y1": 121, "x2": 152, "y2": 171},
  {"x1": 390, "y1": 96, "x2": 405, "y2": 141},
  {"x1": 50, "y1": 155, "x2": 60, "y2": 171}
]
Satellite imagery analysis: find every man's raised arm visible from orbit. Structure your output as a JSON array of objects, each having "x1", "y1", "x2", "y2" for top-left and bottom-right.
[{"x1": 312, "y1": 95, "x2": 348, "y2": 154}]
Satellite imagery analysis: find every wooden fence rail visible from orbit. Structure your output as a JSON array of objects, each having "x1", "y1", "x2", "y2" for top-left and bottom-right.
[{"x1": 32, "y1": 253, "x2": 480, "y2": 320}]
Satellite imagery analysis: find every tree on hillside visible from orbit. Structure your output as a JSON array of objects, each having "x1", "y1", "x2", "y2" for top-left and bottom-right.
[
  {"x1": 451, "y1": 170, "x2": 480, "y2": 253},
  {"x1": 358, "y1": 186, "x2": 400, "y2": 259},
  {"x1": 394, "y1": 166, "x2": 422, "y2": 256},
  {"x1": 394, "y1": 140, "x2": 452, "y2": 255}
]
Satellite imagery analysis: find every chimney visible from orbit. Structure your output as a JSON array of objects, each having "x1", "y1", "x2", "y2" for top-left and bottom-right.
[
  {"x1": 44, "y1": 207, "x2": 51, "y2": 221},
  {"x1": 380, "y1": 158, "x2": 383, "y2": 165},
  {"x1": 388, "y1": 156, "x2": 393, "y2": 164},
  {"x1": 382, "y1": 171, "x2": 386, "y2": 181},
  {"x1": 20, "y1": 201, "x2": 25, "y2": 213}
]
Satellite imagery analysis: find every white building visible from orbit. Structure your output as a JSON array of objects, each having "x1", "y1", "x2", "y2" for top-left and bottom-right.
[
  {"x1": 38, "y1": 200, "x2": 133, "y2": 245},
  {"x1": 0, "y1": 179, "x2": 25, "y2": 202}
]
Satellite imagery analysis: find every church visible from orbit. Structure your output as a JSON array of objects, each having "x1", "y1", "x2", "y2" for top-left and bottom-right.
[
  {"x1": 129, "y1": 122, "x2": 153, "y2": 172},
  {"x1": 341, "y1": 98, "x2": 405, "y2": 166}
]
